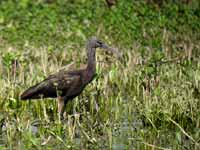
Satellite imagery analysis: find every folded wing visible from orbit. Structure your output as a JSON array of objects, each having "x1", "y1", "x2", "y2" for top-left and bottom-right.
[{"x1": 21, "y1": 71, "x2": 81, "y2": 100}]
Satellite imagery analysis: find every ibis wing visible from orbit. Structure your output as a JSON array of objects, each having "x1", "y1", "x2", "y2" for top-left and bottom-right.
[{"x1": 20, "y1": 71, "x2": 81, "y2": 100}]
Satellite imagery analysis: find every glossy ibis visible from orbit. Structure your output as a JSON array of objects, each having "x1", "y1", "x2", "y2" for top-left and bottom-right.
[{"x1": 21, "y1": 37, "x2": 121, "y2": 119}]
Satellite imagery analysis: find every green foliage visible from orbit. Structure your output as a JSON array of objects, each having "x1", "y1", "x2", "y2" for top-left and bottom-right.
[
  {"x1": 0, "y1": 0, "x2": 200, "y2": 149},
  {"x1": 2, "y1": 52, "x2": 18, "y2": 68}
]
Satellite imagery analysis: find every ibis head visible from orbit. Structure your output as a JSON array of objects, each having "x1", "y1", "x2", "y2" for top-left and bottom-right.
[{"x1": 87, "y1": 36, "x2": 122, "y2": 58}]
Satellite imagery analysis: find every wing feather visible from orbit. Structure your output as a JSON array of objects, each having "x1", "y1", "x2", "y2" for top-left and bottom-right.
[{"x1": 21, "y1": 71, "x2": 81, "y2": 100}]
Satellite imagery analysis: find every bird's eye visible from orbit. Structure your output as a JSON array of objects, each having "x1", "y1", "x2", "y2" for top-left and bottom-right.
[{"x1": 97, "y1": 41, "x2": 102, "y2": 45}]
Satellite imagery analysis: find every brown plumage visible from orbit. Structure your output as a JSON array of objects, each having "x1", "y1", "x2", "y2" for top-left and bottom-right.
[{"x1": 21, "y1": 37, "x2": 121, "y2": 119}]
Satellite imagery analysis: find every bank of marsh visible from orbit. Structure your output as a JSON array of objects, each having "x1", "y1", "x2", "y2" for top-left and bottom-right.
[{"x1": 0, "y1": 0, "x2": 200, "y2": 149}]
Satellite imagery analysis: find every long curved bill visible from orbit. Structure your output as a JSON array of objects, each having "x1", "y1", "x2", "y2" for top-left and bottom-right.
[{"x1": 101, "y1": 43, "x2": 123, "y2": 59}]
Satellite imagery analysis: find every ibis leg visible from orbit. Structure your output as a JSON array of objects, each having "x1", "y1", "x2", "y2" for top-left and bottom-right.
[{"x1": 57, "y1": 96, "x2": 66, "y2": 120}]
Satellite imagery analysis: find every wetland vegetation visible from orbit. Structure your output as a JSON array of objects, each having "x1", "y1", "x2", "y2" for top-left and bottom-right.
[{"x1": 0, "y1": 0, "x2": 200, "y2": 149}]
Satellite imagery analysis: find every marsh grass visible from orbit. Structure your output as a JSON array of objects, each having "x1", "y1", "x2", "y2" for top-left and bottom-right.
[{"x1": 0, "y1": 0, "x2": 200, "y2": 149}]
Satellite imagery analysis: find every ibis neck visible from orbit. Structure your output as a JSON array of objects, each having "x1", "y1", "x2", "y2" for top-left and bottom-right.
[{"x1": 86, "y1": 47, "x2": 96, "y2": 76}]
